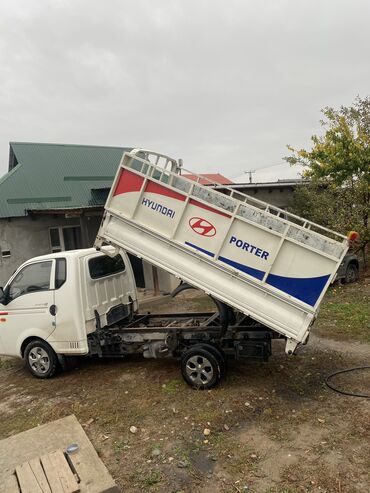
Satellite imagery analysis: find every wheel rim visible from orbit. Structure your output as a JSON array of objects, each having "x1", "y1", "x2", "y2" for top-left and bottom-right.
[
  {"x1": 28, "y1": 347, "x2": 50, "y2": 374},
  {"x1": 186, "y1": 355, "x2": 214, "y2": 385},
  {"x1": 347, "y1": 266, "x2": 357, "y2": 282}
]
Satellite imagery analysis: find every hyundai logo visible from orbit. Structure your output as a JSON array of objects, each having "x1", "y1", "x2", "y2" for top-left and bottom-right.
[{"x1": 189, "y1": 217, "x2": 216, "y2": 237}]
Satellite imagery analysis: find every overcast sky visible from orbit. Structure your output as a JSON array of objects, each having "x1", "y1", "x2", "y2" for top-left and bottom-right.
[{"x1": 0, "y1": 0, "x2": 369, "y2": 181}]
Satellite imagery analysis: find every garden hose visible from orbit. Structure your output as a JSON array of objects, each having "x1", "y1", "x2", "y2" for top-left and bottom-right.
[{"x1": 325, "y1": 366, "x2": 370, "y2": 398}]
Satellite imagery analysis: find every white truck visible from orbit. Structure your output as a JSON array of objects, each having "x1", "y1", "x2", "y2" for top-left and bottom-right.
[{"x1": 0, "y1": 150, "x2": 350, "y2": 389}]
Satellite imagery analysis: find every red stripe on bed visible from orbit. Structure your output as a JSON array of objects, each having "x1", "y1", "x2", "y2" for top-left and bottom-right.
[
  {"x1": 113, "y1": 169, "x2": 144, "y2": 196},
  {"x1": 145, "y1": 181, "x2": 186, "y2": 201}
]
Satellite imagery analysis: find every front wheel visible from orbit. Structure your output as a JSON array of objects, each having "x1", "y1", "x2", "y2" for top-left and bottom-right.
[
  {"x1": 181, "y1": 347, "x2": 222, "y2": 390},
  {"x1": 24, "y1": 339, "x2": 58, "y2": 378}
]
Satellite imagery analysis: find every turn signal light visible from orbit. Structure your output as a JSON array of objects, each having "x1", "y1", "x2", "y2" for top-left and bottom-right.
[{"x1": 347, "y1": 231, "x2": 360, "y2": 242}]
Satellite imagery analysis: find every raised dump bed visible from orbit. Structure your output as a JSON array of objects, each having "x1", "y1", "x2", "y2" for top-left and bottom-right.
[{"x1": 96, "y1": 149, "x2": 348, "y2": 353}]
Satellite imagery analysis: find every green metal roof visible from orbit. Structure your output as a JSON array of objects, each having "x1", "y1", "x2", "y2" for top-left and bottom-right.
[{"x1": 0, "y1": 142, "x2": 132, "y2": 218}]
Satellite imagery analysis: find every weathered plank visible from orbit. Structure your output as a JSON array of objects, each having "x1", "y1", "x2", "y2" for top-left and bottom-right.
[
  {"x1": 16, "y1": 462, "x2": 43, "y2": 493},
  {"x1": 49, "y1": 450, "x2": 79, "y2": 493},
  {"x1": 40, "y1": 454, "x2": 64, "y2": 493},
  {"x1": 1, "y1": 474, "x2": 20, "y2": 493},
  {"x1": 0, "y1": 415, "x2": 119, "y2": 493},
  {"x1": 28, "y1": 457, "x2": 52, "y2": 493}
]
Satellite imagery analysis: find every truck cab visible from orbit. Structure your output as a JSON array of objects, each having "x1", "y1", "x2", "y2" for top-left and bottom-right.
[{"x1": 0, "y1": 248, "x2": 137, "y2": 374}]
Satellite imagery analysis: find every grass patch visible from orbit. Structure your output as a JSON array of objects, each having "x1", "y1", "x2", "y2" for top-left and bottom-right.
[
  {"x1": 161, "y1": 378, "x2": 183, "y2": 394},
  {"x1": 0, "y1": 406, "x2": 41, "y2": 438},
  {"x1": 315, "y1": 279, "x2": 370, "y2": 343},
  {"x1": 140, "y1": 470, "x2": 162, "y2": 488},
  {"x1": 0, "y1": 358, "x2": 16, "y2": 369}
]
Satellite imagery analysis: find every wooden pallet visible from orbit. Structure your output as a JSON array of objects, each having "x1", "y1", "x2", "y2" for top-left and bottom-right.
[
  {"x1": 6, "y1": 450, "x2": 79, "y2": 493},
  {"x1": 0, "y1": 415, "x2": 119, "y2": 493}
]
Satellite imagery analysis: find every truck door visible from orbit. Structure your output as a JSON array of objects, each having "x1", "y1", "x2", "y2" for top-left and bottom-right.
[{"x1": 0, "y1": 260, "x2": 55, "y2": 357}]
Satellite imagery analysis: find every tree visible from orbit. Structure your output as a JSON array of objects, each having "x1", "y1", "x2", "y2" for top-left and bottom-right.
[{"x1": 285, "y1": 96, "x2": 370, "y2": 258}]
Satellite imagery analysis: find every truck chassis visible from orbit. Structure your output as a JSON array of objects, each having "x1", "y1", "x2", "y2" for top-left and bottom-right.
[{"x1": 87, "y1": 310, "x2": 278, "y2": 389}]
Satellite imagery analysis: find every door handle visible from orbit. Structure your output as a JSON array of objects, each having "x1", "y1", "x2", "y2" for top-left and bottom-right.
[{"x1": 49, "y1": 305, "x2": 57, "y2": 316}]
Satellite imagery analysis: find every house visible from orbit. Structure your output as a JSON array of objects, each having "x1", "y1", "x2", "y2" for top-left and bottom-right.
[
  {"x1": 215, "y1": 179, "x2": 308, "y2": 210},
  {"x1": 183, "y1": 167, "x2": 305, "y2": 210},
  {"x1": 182, "y1": 173, "x2": 233, "y2": 186},
  {"x1": 0, "y1": 142, "x2": 174, "y2": 291}
]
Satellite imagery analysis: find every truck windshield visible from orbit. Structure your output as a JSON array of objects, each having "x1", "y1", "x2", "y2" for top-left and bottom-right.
[{"x1": 89, "y1": 254, "x2": 125, "y2": 279}]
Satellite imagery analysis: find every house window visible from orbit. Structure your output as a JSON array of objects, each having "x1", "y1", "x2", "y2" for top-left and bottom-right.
[
  {"x1": 49, "y1": 226, "x2": 82, "y2": 252},
  {"x1": 50, "y1": 228, "x2": 61, "y2": 253}
]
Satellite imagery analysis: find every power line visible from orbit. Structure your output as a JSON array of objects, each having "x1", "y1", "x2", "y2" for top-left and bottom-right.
[
  {"x1": 230, "y1": 162, "x2": 290, "y2": 179},
  {"x1": 249, "y1": 162, "x2": 288, "y2": 171}
]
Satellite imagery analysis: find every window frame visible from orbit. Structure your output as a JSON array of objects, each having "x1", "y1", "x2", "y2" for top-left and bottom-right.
[
  {"x1": 55, "y1": 258, "x2": 67, "y2": 289},
  {"x1": 49, "y1": 225, "x2": 82, "y2": 253},
  {"x1": 88, "y1": 254, "x2": 126, "y2": 280},
  {"x1": 5, "y1": 260, "x2": 55, "y2": 302}
]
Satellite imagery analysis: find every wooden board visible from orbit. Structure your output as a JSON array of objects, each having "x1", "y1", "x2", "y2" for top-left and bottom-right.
[
  {"x1": 39, "y1": 453, "x2": 64, "y2": 493},
  {"x1": 48, "y1": 450, "x2": 79, "y2": 493},
  {"x1": 39, "y1": 449, "x2": 80, "y2": 493},
  {"x1": 15, "y1": 450, "x2": 79, "y2": 493},
  {"x1": 28, "y1": 458, "x2": 51, "y2": 493},
  {"x1": 16, "y1": 462, "x2": 43, "y2": 493}
]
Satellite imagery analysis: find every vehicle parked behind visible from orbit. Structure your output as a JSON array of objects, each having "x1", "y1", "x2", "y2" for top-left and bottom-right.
[{"x1": 334, "y1": 252, "x2": 361, "y2": 283}]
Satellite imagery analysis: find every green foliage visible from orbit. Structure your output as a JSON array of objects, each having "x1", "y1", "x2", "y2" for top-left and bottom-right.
[
  {"x1": 290, "y1": 182, "x2": 367, "y2": 245},
  {"x1": 286, "y1": 96, "x2": 370, "y2": 248}
]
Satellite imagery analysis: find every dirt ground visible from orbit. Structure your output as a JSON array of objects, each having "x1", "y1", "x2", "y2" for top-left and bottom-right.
[{"x1": 0, "y1": 277, "x2": 369, "y2": 493}]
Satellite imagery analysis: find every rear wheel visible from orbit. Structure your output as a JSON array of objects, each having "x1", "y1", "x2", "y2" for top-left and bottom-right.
[
  {"x1": 24, "y1": 339, "x2": 58, "y2": 378},
  {"x1": 344, "y1": 263, "x2": 359, "y2": 283},
  {"x1": 192, "y1": 343, "x2": 227, "y2": 378},
  {"x1": 181, "y1": 346, "x2": 222, "y2": 389}
]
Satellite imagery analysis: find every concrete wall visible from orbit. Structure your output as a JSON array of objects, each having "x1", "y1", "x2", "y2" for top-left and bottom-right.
[
  {"x1": 235, "y1": 186, "x2": 296, "y2": 209},
  {"x1": 0, "y1": 213, "x2": 176, "y2": 293},
  {"x1": 0, "y1": 215, "x2": 88, "y2": 285}
]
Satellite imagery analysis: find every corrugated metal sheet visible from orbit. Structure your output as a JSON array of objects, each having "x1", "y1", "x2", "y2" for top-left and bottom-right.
[{"x1": 0, "y1": 142, "x2": 131, "y2": 218}]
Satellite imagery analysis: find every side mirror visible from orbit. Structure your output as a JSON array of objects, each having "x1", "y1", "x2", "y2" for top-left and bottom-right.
[{"x1": 0, "y1": 287, "x2": 4, "y2": 304}]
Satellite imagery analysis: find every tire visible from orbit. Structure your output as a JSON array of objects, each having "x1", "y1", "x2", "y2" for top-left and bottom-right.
[
  {"x1": 344, "y1": 263, "x2": 359, "y2": 284},
  {"x1": 191, "y1": 343, "x2": 227, "y2": 378},
  {"x1": 181, "y1": 346, "x2": 222, "y2": 390},
  {"x1": 24, "y1": 339, "x2": 58, "y2": 379}
]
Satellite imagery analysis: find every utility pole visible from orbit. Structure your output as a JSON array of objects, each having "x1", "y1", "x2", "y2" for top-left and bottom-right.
[{"x1": 244, "y1": 170, "x2": 256, "y2": 183}]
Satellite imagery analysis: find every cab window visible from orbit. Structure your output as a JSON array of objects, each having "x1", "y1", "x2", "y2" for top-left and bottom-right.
[
  {"x1": 55, "y1": 258, "x2": 67, "y2": 289},
  {"x1": 89, "y1": 254, "x2": 125, "y2": 279},
  {"x1": 8, "y1": 261, "x2": 52, "y2": 301}
]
